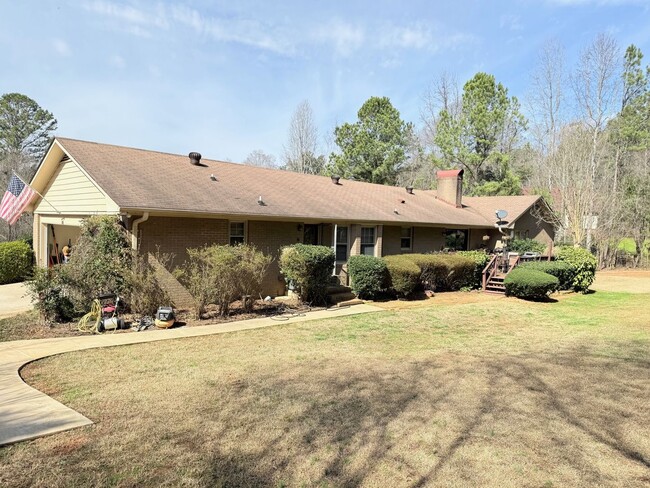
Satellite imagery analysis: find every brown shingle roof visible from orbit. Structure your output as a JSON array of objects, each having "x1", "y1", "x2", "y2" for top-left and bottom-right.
[
  {"x1": 53, "y1": 137, "x2": 541, "y2": 228},
  {"x1": 462, "y1": 195, "x2": 542, "y2": 228}
]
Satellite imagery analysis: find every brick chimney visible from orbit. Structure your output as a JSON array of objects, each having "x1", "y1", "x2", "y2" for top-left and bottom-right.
[{"x1": 436, "y1": 169, "x2": 464, "y2": 208}]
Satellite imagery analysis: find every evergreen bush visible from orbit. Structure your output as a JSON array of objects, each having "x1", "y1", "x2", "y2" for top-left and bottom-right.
[
  {"x1": 509, "y1": 238, "x2": 546, "y2": 254},
  {"x1": 279, "y1": 244, "x2": 334, "y2": 305},
  {"x1": 457, "y1": 250, "x2": 490, "y2": 289},
  {"x1": 0, "y1": 240, "x2": 33, "y2": 284},
  {"x1": 406, "y1": 253, "x2": 475, "y2": 291},
  {"x1": 519, "y1": 260, "x2": 575, "y2": 291},
  {"x1": 347, "y1": 255, "x2": 389, "y2": 299},
  {"x1": 504, "y1": 268, "x2": 559, "y2": 300},
  {"x1": 555, "y1": 246, "x2": 597, "y2": 292},
  {"x1": 25, "y1": 266, "x2": 75, "y2": 324},
  {"x1": 383, "y1": 255, "x2": 420, "y2": 297}
]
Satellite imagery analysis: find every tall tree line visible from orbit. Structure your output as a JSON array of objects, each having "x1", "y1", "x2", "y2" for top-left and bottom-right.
[{"x1": 0, "y1": 93, "x2": 57, "y2": 241}]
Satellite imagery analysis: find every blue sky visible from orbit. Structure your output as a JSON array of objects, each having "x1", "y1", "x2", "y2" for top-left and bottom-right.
[{"x1": 2, "y1": 0, "x2": 650, "y2": 163}]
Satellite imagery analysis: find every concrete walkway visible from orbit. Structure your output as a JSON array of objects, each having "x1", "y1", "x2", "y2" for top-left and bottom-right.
[
  {"x1": 0, "y1": 304, "x2": 382, "y2": 446},
  {"x1": 0, "y1": 283, "x2": 32, "y2": 319}
]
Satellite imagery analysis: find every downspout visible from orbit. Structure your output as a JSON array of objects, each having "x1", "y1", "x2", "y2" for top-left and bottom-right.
[{"x1": 131, "y1": 212, "x2": 149, "y2": 251}]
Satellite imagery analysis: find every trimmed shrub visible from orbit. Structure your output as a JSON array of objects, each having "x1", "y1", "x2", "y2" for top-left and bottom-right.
[
  {"x1": 457, "y1": 250, "x2": 490, "y2": 289},
  {"x1": 407, "y1": 253, "x2": 475, "y2": 291},
  {"x1": 509, "y1": 238, "x2": 546, "y2": 254},
  {"x1": 519, "y1": 260, "x2": 575, "y2": 291},
  {"x1": 384, "y1": 255, "x2": 420, "y2": 298},
  {"x1": 0, "y1": 240, "x2": 33, "y2": 284},
  {"x1": 25, "y1": 266, "x2": 75, "y2": 324},
  {"x1": 555, "y1": 246, "x2": 597, "y2": 293},
  {"x1": 347, "y1": 255, "x2": 389, "y2": 299},
  {"x1": 279, "y1": 244, "x2": 334, "y2": 305},
  {"x1": 180, "y1": 244, "x2": 273, "y2": 318},
  {"x1": 504, "y1": 268, "x2": 559, "y2": 300}
]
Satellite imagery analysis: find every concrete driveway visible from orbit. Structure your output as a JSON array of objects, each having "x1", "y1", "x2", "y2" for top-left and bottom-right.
[{"x1": 0, "y1": 283, "x2": 32, "y2": 319}]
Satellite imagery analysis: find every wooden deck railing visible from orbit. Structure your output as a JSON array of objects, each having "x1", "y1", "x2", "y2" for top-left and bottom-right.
[{"x1": 481, "y1": 255, "x2": 499, "y2": 290}]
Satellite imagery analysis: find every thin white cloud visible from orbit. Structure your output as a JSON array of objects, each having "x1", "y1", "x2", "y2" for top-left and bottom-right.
[
  {"x1": 83, "y1": 1, "x2": 295, "y2": 55},
  {"x1": 313, "y1": 20, "x2": 365, "y2": 57},
  {"x1": 379, "y1": 23, "x2": 433, "y2": 49},
  {"x1": 170, "y1": 5, "x2": 295, "y2": 55},
  {"x1": 83, "y1": 0, "x2": 168, "y2": 28},
  {"x1": 52, "y1": 38, "x2": 71, "y2": 57},
  {"x1": 377, "y1": 22, "x2": 476, "y2": 54}
]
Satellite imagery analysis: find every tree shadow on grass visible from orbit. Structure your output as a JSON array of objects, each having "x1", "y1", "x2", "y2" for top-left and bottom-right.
[{"x1": 196, "y1": 348, "x2": 650, "y2": 487}]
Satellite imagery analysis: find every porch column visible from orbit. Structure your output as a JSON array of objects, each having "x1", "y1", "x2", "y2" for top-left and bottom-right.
[{"x1": 375, "y1": 225, "x2": 383, "y2": 257}]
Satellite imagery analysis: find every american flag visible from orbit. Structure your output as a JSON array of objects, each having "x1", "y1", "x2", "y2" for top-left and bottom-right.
[{"x1": 0, "y1": 174, "x2": 36, "y2": 226}]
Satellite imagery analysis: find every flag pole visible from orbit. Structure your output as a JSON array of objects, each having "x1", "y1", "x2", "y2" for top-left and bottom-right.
[{"x1": 12, "y1": 171, "x2": 62, "y2": 214}]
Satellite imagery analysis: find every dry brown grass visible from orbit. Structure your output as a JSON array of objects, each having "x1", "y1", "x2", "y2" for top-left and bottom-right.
[{"x1": 1, "y1": 282, "x2": 649, "y2": 487}]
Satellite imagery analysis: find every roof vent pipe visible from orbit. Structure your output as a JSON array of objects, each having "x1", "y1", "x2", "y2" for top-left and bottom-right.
[
  {"x1": 189, "y1": 152, "x2": 202, "y2": 165},
  {"x1": 331, "y1": 175, "x2": 341, "y2": 185},
  {"x1": 406, "y1": 186, "x2": 414, "y2": 194}
]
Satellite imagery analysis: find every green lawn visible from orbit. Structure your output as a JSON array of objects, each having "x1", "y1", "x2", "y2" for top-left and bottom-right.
[{"x1": 1, "y1": 289, "x2": 649, "y2": 487}]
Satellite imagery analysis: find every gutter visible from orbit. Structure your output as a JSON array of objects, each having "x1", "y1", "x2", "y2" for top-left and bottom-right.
[{"x1": 131, "y1": 212, "x2": 149, "y2": 250}]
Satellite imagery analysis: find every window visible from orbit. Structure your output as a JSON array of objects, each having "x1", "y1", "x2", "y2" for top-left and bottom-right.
[
  {"x1": 361, "y1": 227, "x2": 375, "y2": 256},
  {"x1": 444, "y1": 229, "x2": 467, "y2": 251},
  {"x1": 304, "y1": 224, "x2": 319, "y2": 245},
  {"x1": 335, "y1": 226, "x2": 348, "y2": 262},
  {"x1": 400, "y1": 227, "x2": 413, "y2": 250},
  {"x1": 229, "y1": 222, "x2": 245, "y2": 245}
]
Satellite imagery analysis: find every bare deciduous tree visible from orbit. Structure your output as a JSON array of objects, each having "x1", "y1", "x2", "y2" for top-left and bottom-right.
[
  {"x1": 243, "y1": 149, "x2": 278, "y2": 169},
  {"x1": 528, "y1": 39, "x2": 566, "y2": 157},
  {"x1": 283, "y1": 100, "x2": 323, "y2": 174},
  {"x1": 572, "y1": 33, "x2": 621, "y2": 249}
]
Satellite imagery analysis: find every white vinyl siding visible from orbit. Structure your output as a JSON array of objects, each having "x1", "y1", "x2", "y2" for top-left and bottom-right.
[{"x1": 34, "y1": 160, "x2": 118, "y2": 215}]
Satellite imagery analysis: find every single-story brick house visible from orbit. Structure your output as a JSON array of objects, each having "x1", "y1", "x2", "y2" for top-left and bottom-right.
[{"x1": 28, "y1": 138, "x2": 555, "y2": 303}]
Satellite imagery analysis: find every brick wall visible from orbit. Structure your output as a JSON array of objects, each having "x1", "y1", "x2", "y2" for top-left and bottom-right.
[
  {"x1": 413, "y1": 227, "x2": 446, "y2": 253},
  {"x1": 248, "y1": 220, "x2": 302, "y2": 296},
  {"x1": 138, "y1": 217, "x2": 230, "y2": 307},
  {"x1": 138, "y1": 217, "x2": 305, "y2": 304}
]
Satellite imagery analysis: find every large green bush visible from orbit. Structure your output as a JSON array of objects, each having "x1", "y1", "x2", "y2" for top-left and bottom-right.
[
  {"x1": 25, "y1": 266, "x2": 75, "y2": 324},
  {"x1": 509, "y1": 238, "x2": 546, "y2": 254},
  {"x1": 504, "y1": 268, "x2": 559, "y2": 300},
  {"x1": 347, "y1": 255, "x2": 389, "y2": 299},
  {"x1": 457, "y1": 250, "x2": 490, "y2": 289},
  {"x1": 406, "y1": 253, "x2": 475, "y2": 291},
  {"x1": 519, "y1": 260, "x2": 575, "y2": 291},
  {"x1": 0, "y1": 240, "x2": 33, "y2": 284},
  {"x1": 555, "y1": 246, "x2": 597, "y2": 293},
  {"x1": 65, "y1": 216, "x2": 133, "y2": 309},
  {"x1": 279, "y1": 244, "x2": 334, "y2": 305},
  {"x1": 28, "y1": 216, "x2": 175, "y2": 322},
  {"x1": 180, "y1": 244, "x2": 272, "y2": 318},
  {"x1": 383, "y1": 255, "x2": 420, "y2": 298}
]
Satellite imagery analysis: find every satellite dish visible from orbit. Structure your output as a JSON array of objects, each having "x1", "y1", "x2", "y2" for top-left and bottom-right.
[{"x1": 495, "y1": 209, "x2": 508, "y2": 220}]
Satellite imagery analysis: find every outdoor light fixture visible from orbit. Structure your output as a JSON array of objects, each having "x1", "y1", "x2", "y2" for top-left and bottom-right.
[
  {"x1": 210, "y1": 174, "x2": 217, "y2": 181},
  {"x1": 258, "y1": 195, "x2": 264, "y2": 205}
]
